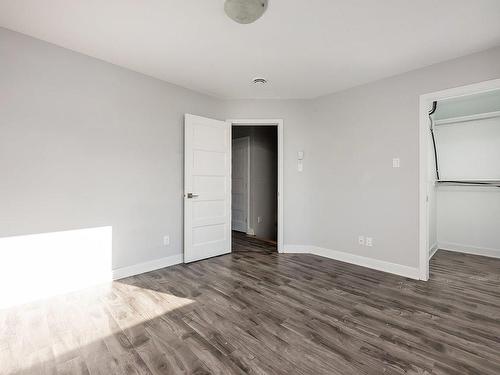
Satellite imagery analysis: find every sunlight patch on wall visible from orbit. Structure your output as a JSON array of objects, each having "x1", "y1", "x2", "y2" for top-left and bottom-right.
[{"x1": 0, "y1": 226, "x2": 112, "y2": 309}]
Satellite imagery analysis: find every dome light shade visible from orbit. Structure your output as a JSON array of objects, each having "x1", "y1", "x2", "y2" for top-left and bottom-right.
[{"x1": 224, "y1": 0, "x2": 268, "y2": 24}]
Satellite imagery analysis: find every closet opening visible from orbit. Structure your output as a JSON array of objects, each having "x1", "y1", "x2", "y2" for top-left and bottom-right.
[{"x1": 419, "y1": 79, "x2": 500, "y2": 280}]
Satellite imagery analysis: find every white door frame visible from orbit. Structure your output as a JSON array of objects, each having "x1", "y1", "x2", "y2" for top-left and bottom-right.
[
  {"x1": 228, "y1": 119, "x2": 284, "y2": 253},
  {"x1": 418, "y1": 78, "x2": 500, "y2": 280},
  {"x1": 231, "y1": 136, "x2": 251, "y2": 234}
]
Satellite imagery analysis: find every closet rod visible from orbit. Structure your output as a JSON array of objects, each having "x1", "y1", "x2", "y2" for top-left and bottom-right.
[{"x1": 437, "y1": 180, "x2": 500, "y2": 187}]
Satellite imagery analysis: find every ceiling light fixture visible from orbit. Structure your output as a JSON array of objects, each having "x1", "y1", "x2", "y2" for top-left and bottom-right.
[{"x1": 224, "y1": 0, "x2": 268, "y2": 24}]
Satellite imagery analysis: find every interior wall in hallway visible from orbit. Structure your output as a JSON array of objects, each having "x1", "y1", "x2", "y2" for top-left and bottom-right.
[{"x1": 232, "y1": 126, "x2": 278, "y2": 241}]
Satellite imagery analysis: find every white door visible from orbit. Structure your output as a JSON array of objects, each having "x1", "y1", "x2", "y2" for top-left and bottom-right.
[
  {"x1": 232, "y1": 137, "x2": 250, "y2": 233},
  {"x1": 184, "y1": 114, "x2": 231, "y2": 263}
]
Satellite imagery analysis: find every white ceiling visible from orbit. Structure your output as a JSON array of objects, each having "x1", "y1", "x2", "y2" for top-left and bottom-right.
[{"x1": 1, "y1": 0, "x2": 500, "y2": 99}]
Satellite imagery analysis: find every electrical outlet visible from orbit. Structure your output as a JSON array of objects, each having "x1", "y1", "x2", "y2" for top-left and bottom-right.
[
  {"x1": 257, "y1": 216, "x2": 263, "y2": 224},
  {"x1": 358, "y1": 235, "x2": 365, "y2": 245},
  {"x1": 366, "y1": 237, "x2": 373, "y2": 247},
  {"x1": 163, "y1": 235, "x2": 170, "y2": 246}
]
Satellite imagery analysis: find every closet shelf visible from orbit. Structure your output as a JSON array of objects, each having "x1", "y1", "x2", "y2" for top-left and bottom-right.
[{"x1": 434, "y1": 110, "x2": 500, "y2": 126}]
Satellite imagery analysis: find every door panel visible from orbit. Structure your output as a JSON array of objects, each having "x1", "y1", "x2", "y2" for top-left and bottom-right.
[
  {"x1": 184, "y1": 114, "x2": 231, "y2": 263},
  {"x1": 193, "y1": 150, "x2": 227, "y2": 175}
]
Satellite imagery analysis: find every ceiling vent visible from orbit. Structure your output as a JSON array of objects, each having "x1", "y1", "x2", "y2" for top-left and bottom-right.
[{"x1": 252, "y1": 77, "x2": 268, "y2": 85}]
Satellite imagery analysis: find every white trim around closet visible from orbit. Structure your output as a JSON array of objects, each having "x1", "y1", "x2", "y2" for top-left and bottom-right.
[{"x1": 418, "y1": 78, "x2": 500, "y2": 281}]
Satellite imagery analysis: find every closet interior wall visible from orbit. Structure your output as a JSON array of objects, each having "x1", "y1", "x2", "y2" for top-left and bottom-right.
[{"x1": 429, "y1": 90, "x2": 500, "y2": 259}]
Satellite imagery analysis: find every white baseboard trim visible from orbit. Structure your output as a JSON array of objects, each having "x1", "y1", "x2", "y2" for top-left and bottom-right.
[
  {"x1": 428, "y1": 243, "x2": 438, "y2": 260},
  {"x1": 284, "y1": 244, "x2": 420, "y2": 280},
  {"x1": 438, "y1": 242, "x2": 500, "y2": 259},
  {"x1": 284, "y1": 244, "x2": 311, "y2": 253},
  {"x1": 310, "y1": 246, "x2": 420, "y2": 280},
  {"x1": 112, "y1": 253, "x2": 183, "y2": 280}
]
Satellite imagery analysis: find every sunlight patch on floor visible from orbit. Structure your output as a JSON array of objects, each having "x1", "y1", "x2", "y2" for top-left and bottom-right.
[{"x1": 0, "y1": 279, "x2": 195, "y2": 374}]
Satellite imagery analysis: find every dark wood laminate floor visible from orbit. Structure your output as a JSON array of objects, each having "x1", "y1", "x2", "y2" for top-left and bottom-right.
[
  {"x1": 231, "y1": 231, "x2": 277, "y2": 253},
  {"x1": 1, "y1": 242, "x2": 500, "y2": 375}
]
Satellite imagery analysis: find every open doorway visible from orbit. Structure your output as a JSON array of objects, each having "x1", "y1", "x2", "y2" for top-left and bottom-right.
[
  {"x1": 183, "y1": 115, "x2": 283, "y2": 263},
  {"x1": 230, "y1": 122, "x2": 281, "y2": 253},
  {"x1": 419, "y1": 79, "x2": 500, "y2": 280}
]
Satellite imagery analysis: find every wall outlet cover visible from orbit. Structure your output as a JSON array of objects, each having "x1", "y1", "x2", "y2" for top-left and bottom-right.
[{"x1": 163, "y1": 235, "x2": 170, "y2": 246}]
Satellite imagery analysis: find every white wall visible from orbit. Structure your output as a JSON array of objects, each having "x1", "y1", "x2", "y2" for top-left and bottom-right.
[
  {"x1": 0, "y1": 28, "x2": 224, "y2": 272},
  {"x1": 437, "y1": 186, "x2": 500, "y2": 257},
  {"x1": 308, "y1": 46, "x2": 500, "y2": 269},
  {"x1": 2, "y1": 26, "x2": 500, "y2": 279},
  {"x1": 232, "y1": 126, "x2": 278, "y2": 241},
  {"x1": 436, "y1": 117, "x2": 500, "y2": 180},
  {"x1": 0, "y1": 28, "x2": 313, "y2": 275}
]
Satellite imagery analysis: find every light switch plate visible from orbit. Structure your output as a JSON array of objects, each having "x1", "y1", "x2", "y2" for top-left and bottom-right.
[{"x1": 392, "y1": 158, "x2": 400, "y2": 168}]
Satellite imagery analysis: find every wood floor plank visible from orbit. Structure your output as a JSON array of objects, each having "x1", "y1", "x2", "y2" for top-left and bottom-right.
[{"x1": 2, "y1": 232, "x2": 500, "y2": 374}]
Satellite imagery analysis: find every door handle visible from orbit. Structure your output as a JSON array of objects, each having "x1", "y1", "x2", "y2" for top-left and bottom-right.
[{"x1": 186, "y1": 193, "x2": 199, "y2": 199}]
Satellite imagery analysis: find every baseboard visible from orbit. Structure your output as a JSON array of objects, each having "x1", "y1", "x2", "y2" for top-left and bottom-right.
[
  {"x1": 284, "y1": 244, "x2": 311, "y2": 253},
  {"x1": 112, "y1": 253, "x2": 183, "y2": 280},
  {"x1": 438, "y1": 242, "x2": 500, "y2": 259},
  {"x1": 284, "y1": 245, "x2": 420, "y2": 280},
  {"x1": 428, "y1": 243, "x2": 438, "y2": 260},
  {"x1": 310, "y1": 246, "x2": 420, "y2": 280}
]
